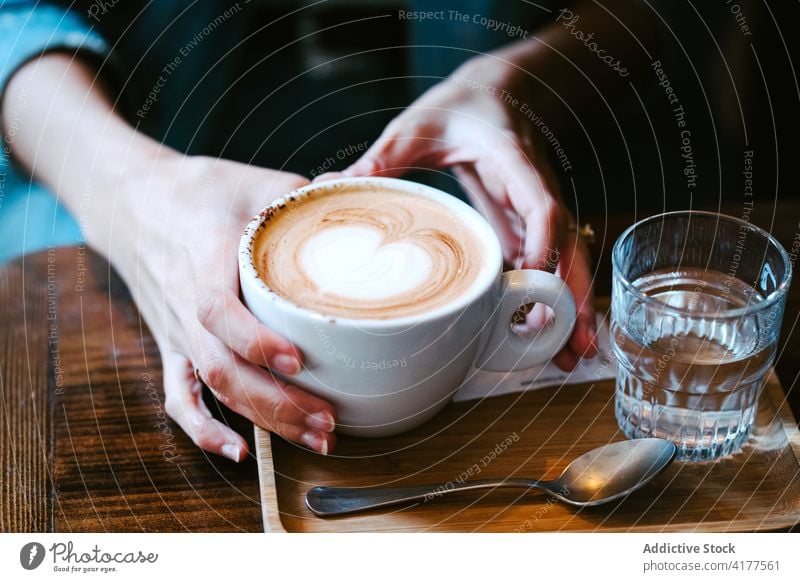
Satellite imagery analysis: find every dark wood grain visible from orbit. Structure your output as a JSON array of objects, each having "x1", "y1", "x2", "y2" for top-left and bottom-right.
[
  {"x1": 0, "y1": 255, "x2": 53, "y2": 532},
  {"x1": 1, "y1": 246, "x2": 261, "y2": 532},
  {"x1": 1, "y1": 202, "x2": 798, "y2": 532}
]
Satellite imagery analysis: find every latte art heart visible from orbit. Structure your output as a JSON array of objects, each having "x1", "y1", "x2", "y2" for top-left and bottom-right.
[
  {"x1": 254, "y1": 185, "x2": 484, "y2": 319},
  {"x1": 300, "y1": 226, "x2": 433, "y2": 301}
]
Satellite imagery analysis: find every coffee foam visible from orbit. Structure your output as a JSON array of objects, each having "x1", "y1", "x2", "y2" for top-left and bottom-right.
[
  {"x1": 300, "y1": 226, "x2": 434, "y2": 301},
  {"x1": 254, "y1": 184, "x2": 485, "y2": 319}
]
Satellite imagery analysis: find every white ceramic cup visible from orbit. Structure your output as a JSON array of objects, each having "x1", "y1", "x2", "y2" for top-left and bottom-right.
[{"x1": 239, "y1": 177, "x2": 576, "y2": 437}]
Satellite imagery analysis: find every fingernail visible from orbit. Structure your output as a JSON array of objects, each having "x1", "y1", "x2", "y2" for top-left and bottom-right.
[
  {"x1": 270, "y1": 354, "x2": 301, "y2": 375},
  {"x1": 524, "y1": 253, "x2": 554, "y2": 271},
  {"x1": 522, "y1": 254, "x2": 538, "y2": 269},
  {"x1": 343, "y1": 158, "x2": 375, "y2": 177},
  {"x1": 221, "y1": 444, "x2": 241, "y2": 462},
  {"x1": 313, "y1": 172, "x2": 342, "y2": 183},
  {"x1": 301, "y1": 431, "x2": 328, "y2": 455},
  {"x1": 306, "y1": 410, "x2": 335, "y2": 432}
]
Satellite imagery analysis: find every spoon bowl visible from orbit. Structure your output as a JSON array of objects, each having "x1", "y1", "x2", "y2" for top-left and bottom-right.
[
  {"x1": 541, "y1": 438, "x2": 678, "y2": 506},
  {"x1": 306, "y1": 438, "x2": 677, "y2": 517}
]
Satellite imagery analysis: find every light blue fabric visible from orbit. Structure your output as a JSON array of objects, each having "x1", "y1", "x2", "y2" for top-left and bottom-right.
[
  {"x1": 0, "y1": 1, "x2": 110, "y2": 261},
  {"x1": 0, "y1": 170, "x2": 82, "y2": 262}
]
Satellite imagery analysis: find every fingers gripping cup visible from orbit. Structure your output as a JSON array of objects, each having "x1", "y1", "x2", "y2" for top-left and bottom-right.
[
  {"x1": 239, "y1": 177, "x2": 576, "y2": 437},
  {"x1": 612, "y1": 211, "x2": 792, "y2": 461}
]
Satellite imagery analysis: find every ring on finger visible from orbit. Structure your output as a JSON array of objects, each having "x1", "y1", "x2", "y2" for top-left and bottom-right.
[{"x1": 566, "y1": 222, "x2": 596, "y2": 244}]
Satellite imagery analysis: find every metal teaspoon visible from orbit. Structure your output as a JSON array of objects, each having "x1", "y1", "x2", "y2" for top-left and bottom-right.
[{"x1": 306, "y1": 438, "x2": 677, "y2": 517}]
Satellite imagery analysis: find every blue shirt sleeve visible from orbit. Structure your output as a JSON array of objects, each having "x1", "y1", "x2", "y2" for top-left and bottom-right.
[
  {"x1": 0, "y1": 1, "x2": 113, "y2": 101},
  {"x1": 0, "y1": 1, "x2": 115, "y2": 262}
]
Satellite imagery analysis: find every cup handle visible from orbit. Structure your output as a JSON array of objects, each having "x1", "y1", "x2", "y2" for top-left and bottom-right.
[{"x1": 476, "y1": 270, "x2": 577, "y2": 372}]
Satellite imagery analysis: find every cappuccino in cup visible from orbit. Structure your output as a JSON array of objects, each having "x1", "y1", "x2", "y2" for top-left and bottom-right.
[
  {"x1": 253, "y1": 183, "x2": 485, "y2": 319},
  {"x1": 240, "y1": 177, "x2": 576, "y2": 437}
]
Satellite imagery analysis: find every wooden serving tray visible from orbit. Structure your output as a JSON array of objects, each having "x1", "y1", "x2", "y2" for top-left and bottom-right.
[{"x1": 255, "y1": 372, "x2": 800, "y2": 532}]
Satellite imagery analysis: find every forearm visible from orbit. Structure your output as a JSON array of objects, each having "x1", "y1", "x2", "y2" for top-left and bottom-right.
[
  {"x1": 2, "y1": 53, "x2": 177, "y2": 244},
  {"x1": 455, "y1": 0, "x2": 655, "y2": 131}
]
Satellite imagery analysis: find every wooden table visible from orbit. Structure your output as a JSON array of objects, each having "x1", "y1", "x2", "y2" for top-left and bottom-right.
[{"x1": 2, "y1": 205, "x2": 799, "y2": 532}]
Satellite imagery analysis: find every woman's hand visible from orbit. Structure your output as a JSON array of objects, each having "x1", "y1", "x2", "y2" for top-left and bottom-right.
[
  {"x1": 4, "y1": 54, "x2": 336, "y2": 462},
  {"x1": 98, "y1": 155, "x2": 337, "y2": 460},
  {"x1": 338, "y1": 57, "x2": 598, "y2": 370}
]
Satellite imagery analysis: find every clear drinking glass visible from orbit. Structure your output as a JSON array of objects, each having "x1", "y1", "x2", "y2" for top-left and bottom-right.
[{"x1": 612, "y1": 211, "x2": 792, "y2": 461}]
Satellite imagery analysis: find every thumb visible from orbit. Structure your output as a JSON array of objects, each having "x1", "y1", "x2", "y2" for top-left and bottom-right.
[{"x1": 344, "y1": 116, "x2": 441, "y2": 178}]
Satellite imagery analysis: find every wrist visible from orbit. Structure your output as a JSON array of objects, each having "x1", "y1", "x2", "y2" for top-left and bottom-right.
[{"x1": 3, "y1": 53, "x2": 181, "y2": 229}]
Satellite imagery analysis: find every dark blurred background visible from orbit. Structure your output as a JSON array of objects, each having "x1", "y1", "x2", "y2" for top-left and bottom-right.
[{"x1": 64, "y1": 0, "x2": 800, "y2": 220}]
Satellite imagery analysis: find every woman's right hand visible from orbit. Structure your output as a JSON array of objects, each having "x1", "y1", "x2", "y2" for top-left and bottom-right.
[
  {"x1": 97, "y1": 154, "x2": 337, "y2": 461},
  {"x1": 3, "y1": 53, "x2": 336, "y2": 462}
]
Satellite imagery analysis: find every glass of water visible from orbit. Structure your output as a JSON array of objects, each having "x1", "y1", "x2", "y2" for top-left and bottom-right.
[{"x1": 612, "y1": 211, "x2": 792, "y2": 461}]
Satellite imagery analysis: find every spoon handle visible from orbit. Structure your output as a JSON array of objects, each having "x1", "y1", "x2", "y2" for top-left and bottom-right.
[{"x1": 306, "y1": 478, "x2": 538, "y2": 516}]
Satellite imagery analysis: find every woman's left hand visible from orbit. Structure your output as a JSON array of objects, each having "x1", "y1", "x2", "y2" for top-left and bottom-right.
[{"x1": 331, "y1": 56, "x2": 598, "y2": 370}]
